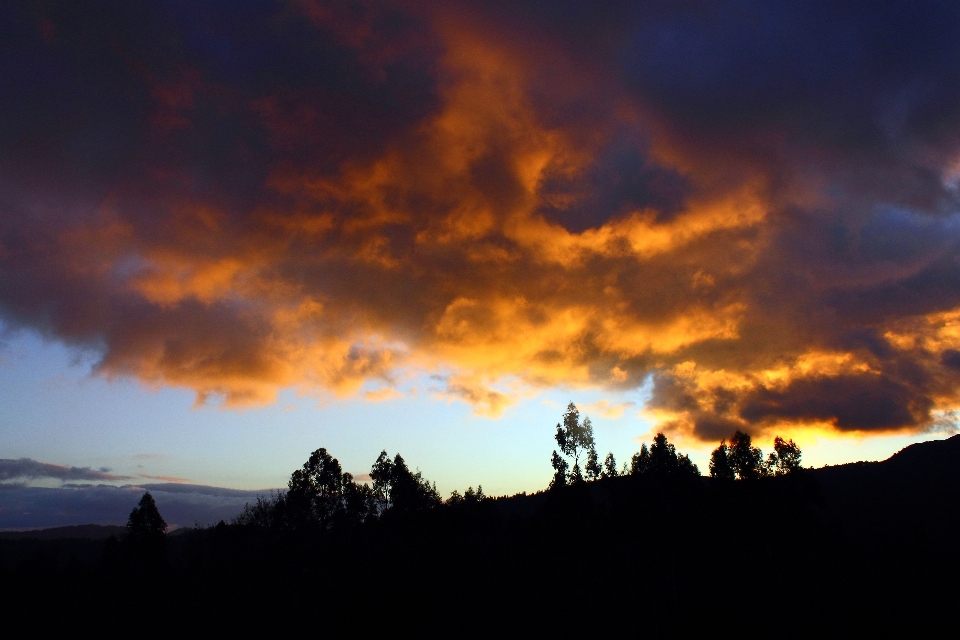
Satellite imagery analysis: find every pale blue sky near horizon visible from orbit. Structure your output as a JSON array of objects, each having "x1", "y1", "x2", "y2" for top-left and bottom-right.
[{"x1": 1, "y1": 329, "x2": 953, "y2": 502}]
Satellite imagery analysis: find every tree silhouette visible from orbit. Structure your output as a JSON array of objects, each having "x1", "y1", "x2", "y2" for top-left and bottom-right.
[
  {"x1": 550, "y1": 450, "x2": 569, "y2": 489},
  {"x1": 552, "y1": 402, "x2": 597, "y2": 484},
  {"x1": 287, "y1": 447, "x2": 354, "y2": 529},
  {"x1": 728, "y1": 431, "x2": 766, "y2": 480},
  {"x1": 386, "y1": 453, "x2": 440, "y2": 514},
  {"x1": 630, "y1": 444, "x2": 651, "y2": 475},
  {"x1": 602, "y1": 452, "x2": 619, "y2": 478},
  {"x1": 126, "y1": 492, "x2": 167, "y2": 541},
  {"x1": 630, "y1": 434, "x2": 699, "y2": 476},
  {"x1": 709, "y1": 440, "x2": 735, "y2": 480},
  {"x1": 234, "y1": 491, "x2": 286, "y2": 528},
  {"x1": 341, "y1": 475, "x2": 376, "y2": 526},
  {"x1": 125, "y1": 492, "x2": 168, "y2": 567},
  {"x1": 768, "y1": 436, "x2": 803, "y2": 475},
  {"x1": 370, "y1": 450, "x2": 394, "y2": 516},
  {"x1": 585, "y1": 446, "x2": 602, "y2": 481},
  {"x1": 677, "y1": 452, "x2": 700, "y2": 476},
  {"x1": 649, "y1": 432, "x2": 679, "y2": 473}
]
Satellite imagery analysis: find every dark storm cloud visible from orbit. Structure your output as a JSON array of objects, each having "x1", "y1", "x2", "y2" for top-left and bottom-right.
[
  {"x1": 2, "y1": 0, "x2": 960, "y2": 434},
  {"x1": 538, "y1": 132, "x2": 694, "y2": 231},
  {"x1": 739, "y1": 374, "x2": 932, "y2": 432},
  {"x1": 618, "y1": 1, "x2": 960, "y2": 166},
  {"x1": 0, "y1": 458, "x2": 130, "y2": 482}
]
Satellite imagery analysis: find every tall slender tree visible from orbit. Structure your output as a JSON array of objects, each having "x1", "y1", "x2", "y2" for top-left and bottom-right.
[
  {"x1": 370, "y1": 450, "x2": 394, "y2": 516},
  {"x1": 552, "y1": 402, "x2": 597, "y2": 484},
  {"x1": 585, "y1": 445, "x2": 602, "y2": 481},
  {"x1": 602, "y1": 452, "x2": 619, "y2": 478}
]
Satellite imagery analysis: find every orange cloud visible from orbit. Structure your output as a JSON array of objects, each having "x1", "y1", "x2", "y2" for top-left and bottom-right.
[{"x1": 4, "y1": 1, "x2": 960, "y2": 441}]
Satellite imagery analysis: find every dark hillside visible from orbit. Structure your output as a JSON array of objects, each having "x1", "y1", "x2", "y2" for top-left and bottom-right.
[
  {"x1": 2, "y1": 436, "x2": 959, "y2": 635},
  {"x1": 810, "y1": 434, "x2": 960, "y2": 546},
  {"x1": 0, "y1": 524, "x2": 126, "y2": 541},
  {"x1": 0, "y1": 524, "x2": 128, "y2": 569}
]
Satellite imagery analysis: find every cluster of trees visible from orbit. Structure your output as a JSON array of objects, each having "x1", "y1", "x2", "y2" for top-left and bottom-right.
[
  {"x1": 708, "y1": 432, "x2": 802, "y2": 480},
  {"x1": 229, "y1": 402, "x2": 803, "y2": 531},
  {"x1": 550, "y1": 402, "x2": 702, "y2": 487},
  {"x1": 234, "y1": 448, "x2": 487, "y2": 531},
  {"x1": 550, "y1": 402, "x2": 802, "y2": 488},
  {"x1": 627, "y1": 432, "x2": 700, "y2": 477}
]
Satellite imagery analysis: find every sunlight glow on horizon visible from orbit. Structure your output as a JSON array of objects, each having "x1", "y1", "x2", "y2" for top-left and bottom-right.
[
  {"x1": 2, "y1": 331, "x2": 953, "y2": 503},
  {"x1": 4, "y1": 2, "x2": 960, "y2": 528}
]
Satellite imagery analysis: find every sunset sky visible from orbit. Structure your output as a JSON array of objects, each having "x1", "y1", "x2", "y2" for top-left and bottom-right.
[{"x1": 3, "y1": 0, "x2": 960, "y2": 527}]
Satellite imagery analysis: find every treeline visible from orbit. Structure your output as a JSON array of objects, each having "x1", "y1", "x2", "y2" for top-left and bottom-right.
[
  {"x1": 233, "y1": 448, "x2": 484, "y2": 531},
  {"x1": 230, "y1": 401, "x2": 803, "y2": 533},
  {"x1": 550, "y1": 401, "x2": 802, "y2": 485},
  {"x1": 549, "y1": 402, "x2": 702, "y2": 486},
  {"x1": 8, "y1": 405, "x2": 960, "y2": 636}
]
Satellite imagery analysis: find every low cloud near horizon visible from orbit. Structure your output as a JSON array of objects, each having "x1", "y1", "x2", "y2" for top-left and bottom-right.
[
  {"x1": 0, "y1": 482, "x2": 276, "y2": 529},
  {"x1": 0, "y1": 458, "x2": 130, "y2": 483},
  {"x1": 3, "y1": 1, "x2": 960, "y2": 441}
]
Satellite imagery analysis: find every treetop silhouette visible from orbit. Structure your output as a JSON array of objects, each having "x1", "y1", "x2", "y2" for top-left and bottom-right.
[
  {"x1": 709, "y1": 431, "x2": 803, "y2": 480},
  {"x1": 709, "y1": 440, "x2": 734, "y2": 480},
  {"x1": 552, "y1": 402, "x2": 598, "y2": 486},
  {"x1": 126, "y1": 492, "x2": 167, "y2": 541},
  {"x1": 628, "y1": 433, "x2": 700, "y2": 477}
]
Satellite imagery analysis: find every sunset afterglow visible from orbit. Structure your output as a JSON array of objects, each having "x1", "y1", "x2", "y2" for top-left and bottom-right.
[{"x1": 3, "y1": 1, "x2": 960, "y2": 526}]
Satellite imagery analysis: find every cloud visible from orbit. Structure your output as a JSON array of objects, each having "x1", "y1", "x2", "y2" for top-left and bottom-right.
[
  {"x1": 363, "y1": 387, "x2": 404, "y2": 402},
  {"x1": 138, "y1": 473, "x2": 192, "y2": 484},
  {"x1": 135, "y1": 483, "x2": 268, "y2": 498},
  {"x1": 0, "y1": 459, "x2": 131, "y2": 482},
  {"x1": 2, "y1": 1, "x2": 960, "y2": 439},
  {"x1": 434, "y1": 375, "x2": 516, "y2": 418},
  {"x1": 577, "y1": 400, "x2": 637, "y2": 419},
  {"x1": 0, "y1": 482, "x2": 277, "y2": 529}
]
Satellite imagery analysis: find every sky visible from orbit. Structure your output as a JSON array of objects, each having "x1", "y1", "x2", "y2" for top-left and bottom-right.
[{"x1": 2, "y1": 0, "x2": 960, "y2": 527}]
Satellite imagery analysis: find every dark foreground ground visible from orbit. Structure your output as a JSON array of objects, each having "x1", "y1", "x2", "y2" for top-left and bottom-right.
[{"x1": 3, "y1": 436, "x2": 960, "y2": 637}]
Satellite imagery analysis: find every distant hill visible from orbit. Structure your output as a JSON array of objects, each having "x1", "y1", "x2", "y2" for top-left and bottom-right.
[
  {"x1": 4, "y1": 434, "x2": 958, "y2": 543},
  {"x1": 809, "y1": 433, "x2": 960, "y2": 545},
  {"x1": 0, "y1": 524, "x2": 126, "y2": 541},
  {"x1": 2, "y1": 435, "x2": 959, "y2": 635}
]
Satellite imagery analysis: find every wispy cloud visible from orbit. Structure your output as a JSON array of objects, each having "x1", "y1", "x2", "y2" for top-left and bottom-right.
[
  {"x1": 0, "y1": 459, "x2": 131, "y2": 482},
  {"x1": 578, "y1": 400, "x2": 637, "y2": 420},
  {"x1": 363, "y1": 387, "x2": 404, "y2": 402},
  {"x1": 138, "y1": 473, "x2": 192, "y2": 484}
]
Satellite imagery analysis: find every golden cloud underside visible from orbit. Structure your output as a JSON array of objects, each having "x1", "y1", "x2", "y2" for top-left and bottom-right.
[{"x1": 4, "y1": 1, "x2": 960, "y2": 438}]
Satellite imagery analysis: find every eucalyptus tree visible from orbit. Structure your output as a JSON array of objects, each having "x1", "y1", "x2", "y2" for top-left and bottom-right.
[
  {"x1": 768, "y1": 436, "x2": 803, "y2": 475},
  {"x1": 602, "y1": 452, "x2": 619, "y2": 478},
  {"x1": 552, "y1": 402, "x2": 598, "y2": 485},
  {"x1": 727, "y1": 431, "x2": 766, "y2": 480}
]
